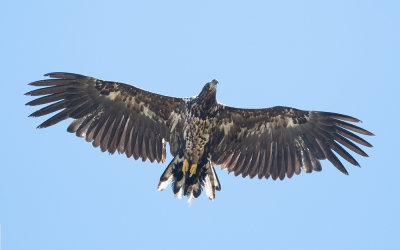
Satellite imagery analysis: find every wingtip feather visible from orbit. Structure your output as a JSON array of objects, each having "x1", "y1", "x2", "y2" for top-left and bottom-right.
[
  {"x1": 323, "y1": 112, "x2": 360, "y2": 123},
  {"x1": 43, "y1": 72, "x2": 85, "y2": 79}
]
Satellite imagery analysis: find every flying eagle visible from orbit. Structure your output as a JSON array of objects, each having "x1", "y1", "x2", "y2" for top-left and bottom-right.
[{"x1": 26, "y1": 73, "x2": 374, "y2": 203}]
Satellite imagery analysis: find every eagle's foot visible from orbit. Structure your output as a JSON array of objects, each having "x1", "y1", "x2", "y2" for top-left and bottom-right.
[
  {"x1": 182, "y1": 159, "x2": 189, "y2": 175},
  {"x1": 189, "y1": 163, "x2": 197, "y2": 177}
]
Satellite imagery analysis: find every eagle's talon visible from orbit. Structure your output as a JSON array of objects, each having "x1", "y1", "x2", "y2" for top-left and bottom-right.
[
  {"x1": 182, "y1": 159, "x2": 189, "y2": 175},
  {"x1": 189, "y1": 163, "x2": 197, "y2": 177}
]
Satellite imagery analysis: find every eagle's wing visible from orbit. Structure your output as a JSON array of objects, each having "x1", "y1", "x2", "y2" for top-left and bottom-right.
[
  {"x1": 26, "y1": 73, "x2": 186, "y2": 163},
  {"x1": 211, "y1": 105, "x2": 374, "y2": 180}
]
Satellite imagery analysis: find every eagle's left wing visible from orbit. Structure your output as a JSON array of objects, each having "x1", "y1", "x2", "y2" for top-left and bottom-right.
[
  {"x1": 26, "y1": 73, "x2": 186, "y2": 163},
  {"x1": 211, "y1": 105, "x2": 374, "y2": 180}
]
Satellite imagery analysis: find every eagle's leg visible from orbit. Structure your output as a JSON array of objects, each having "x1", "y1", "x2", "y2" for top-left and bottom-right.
[
  {"x1": 182, "y1": 159, "x2": 197, "y2": 177},
  {"x1": 182, "y1": 159, "x2": 189, "y2": 175},
  {"x1": 189, "y1": 164, "x2": 197, "y2": 177}
]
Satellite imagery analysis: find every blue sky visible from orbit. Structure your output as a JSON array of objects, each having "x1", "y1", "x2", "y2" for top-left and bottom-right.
[{"x1": 1, "y1": 0, "x2": 399, "y2": 249}]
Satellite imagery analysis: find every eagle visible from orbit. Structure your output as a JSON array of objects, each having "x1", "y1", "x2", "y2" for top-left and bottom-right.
[{"x1": 26, "y1": 73, "x2": 374, "y2": 203}]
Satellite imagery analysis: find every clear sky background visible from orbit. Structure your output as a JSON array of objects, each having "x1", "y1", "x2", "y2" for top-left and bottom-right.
[{"x1": 1, "y1": 1, "x2": 399, "y2": 250}]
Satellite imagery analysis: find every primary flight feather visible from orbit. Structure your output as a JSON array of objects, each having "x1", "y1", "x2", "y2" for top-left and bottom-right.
[{"x1": 26, "y1": 73, "x2": 374, "y2": 203}]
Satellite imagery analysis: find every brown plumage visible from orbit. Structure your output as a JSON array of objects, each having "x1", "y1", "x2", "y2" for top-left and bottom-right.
[{"x1": 26, "y1": 73, "x2": 374, "y2": 203}]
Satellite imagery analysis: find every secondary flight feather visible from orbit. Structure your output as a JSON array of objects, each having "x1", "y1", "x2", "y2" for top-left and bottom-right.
[{"x1": 26, "y1": 73, "x2": 374, "y2": 203}]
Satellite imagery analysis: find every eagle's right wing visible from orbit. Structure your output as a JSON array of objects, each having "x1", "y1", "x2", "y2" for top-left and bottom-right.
[
  {"x1": 211, "y1": 105, "x2": 374, "y2": 180},
  {"x1": 26, "y1": 73, "x2": 187, "y2": 163}
]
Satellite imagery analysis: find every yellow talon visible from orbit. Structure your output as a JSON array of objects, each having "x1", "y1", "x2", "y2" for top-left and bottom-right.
[
  {"x1": 182, "y1": 159, "x2": 189, "y2": 175},
  {"x1": 189, "y1": 164, "x2": 197, "y2": 177}
]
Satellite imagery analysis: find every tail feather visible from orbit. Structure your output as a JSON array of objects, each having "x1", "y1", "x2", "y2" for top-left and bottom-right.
[
  {"x1": 157, "y1": 155, "x2": 182, "y2": 191},
  {"x1": 157, "y1": 154, "x2": 221, "y2": 203}
]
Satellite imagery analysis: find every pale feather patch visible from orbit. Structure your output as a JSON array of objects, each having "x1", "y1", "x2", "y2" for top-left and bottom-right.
[
  {"x1": 187, "y1": 191, "x2": 195, "y2": 205},
  {"x1": 77, "y1": 117, "x2": 94, "y2": 138},
  {"x1": 203, "y1": 175, "x2": 215, "y2": 201},
  {"x1": 161, "y1": 138, "x2": 167, "y2": 163},
  {"x1": 157, "y1": 175, "x2": 173, "y2": 191},
  {"x1": 169, "y1": 111, "x2": 181, "y2": 132},
  {"x1": 174, "y1": 187, "x2": 183, "y2": 199},
  {"x1": 140, "y1": 103, "x2": 157, "y2": 118},
  {"x1": 106, "y1": 91, "x2": 122, "y2": 101},
  {"x1": 300, "y1": 150, "x2": 307, "y2": 172},
  {"x1": 220, "y1": 120, "x2": 234, "y2": 135},
  {"x1": 210, "y1": 167, "x2": 220, "y2": 189},
  {"x1": 286, "y1": 118, "x2": 297, "y2": 127}
]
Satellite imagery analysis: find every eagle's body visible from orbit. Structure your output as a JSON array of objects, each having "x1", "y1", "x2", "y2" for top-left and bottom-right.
[
  {"x1": 158, "y1": 81, "x2": 221, "y2": 201},
  {"x1": 26, "y1": 73, "x2": 374, "y2": 203},
  {"x1": 183, "y1": 84, "x2": 217, "y2": 165}
]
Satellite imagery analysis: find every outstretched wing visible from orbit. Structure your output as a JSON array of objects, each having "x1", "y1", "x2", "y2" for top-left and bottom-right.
[
  {"x1": 211, "y1": 105, "x2": 374, "y2": 180},
  {"x1": 26, "y1": 73, "x2": 186, "y2": 163}
]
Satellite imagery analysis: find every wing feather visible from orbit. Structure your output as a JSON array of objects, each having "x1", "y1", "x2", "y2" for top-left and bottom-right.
[
  {"x1": 270, "y1": 142, "x2": 279, "y2": 180},
  {"x1": 333, "y1": 134, "x2": 368, "y2": 156},
  {"x1": 331, "y1": 119, "x2": 373, "y2": 135},
  {"x1": 125, "y1": 123, "x2": 135, "y2": 158},
  {"x1": 264, "y1": 142, "x2": 274, "y2": 179},
  {"x1": 93, "y1": 116, "x2": 110, "y2": 148},
  {"x1": 248, "y1": 151, "x2": 261, "y2": 178},
  {"x1": 286, "y1": 144, "x2": 295, "y2": 178},
  {"x1": 233, "y1": 152, "x2": 246, "y2": 176},
  {"x1": 85, "y1": 113, "x2": 102, "y2": 142},
  {"x1": 335, "y1": 126, "x2": 372, "y2": 147},
  {"x1": 118, "y1": 115, "x2": 131, "y2": 154},
  {"x1": 108, "y1": 114, "x2": 126, "y2": 154},
  {"x1": 148, "y1": 132, "x2": 156, "y2": 163},
  {"x1": 331, "y1": 141, "x2": 360, "y2": 166},
  {"x1": 141, "y1": 128, "x2": 149, "y2": 162},
  {"x1": 101, "y1": 117, "x2": 118, "y2": 153},
  {"x1": 38, "y1": 109, "x2": 71, "y2": 128},
  {"x1": 26, "y1": 93, "x2": 66, "y2": 106},
  {"x1": 241, "y1": 149, "x2": 255, "y2": 178},
  {"x1": 278, "y1": 144, "x2": 286, "y2": 180},
  {"x1": 257, "y1": 148, "x2": 267, "y2": 179},
  {"x1": 28, "y1": 79, "x2": 73, "y2": 86},
  {"x1": 155, "y1": 134, "x2": 162, "y2": 163},
  {"x1": 76, "y1": 115, "x2": 94, "y2": 138},
  {"x1": 29, "y1": 100, "x2": 67, "y2": 118},
  {"x1": 293, "y1": 149, "x2": 301, "y2": 175}
]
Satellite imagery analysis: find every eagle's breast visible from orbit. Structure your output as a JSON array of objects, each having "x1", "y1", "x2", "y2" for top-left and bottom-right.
[{"x1": 183, "y1": 105, "x2": 216, "y2": 163}]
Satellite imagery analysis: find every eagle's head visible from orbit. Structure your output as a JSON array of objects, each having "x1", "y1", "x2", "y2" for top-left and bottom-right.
[
  {"x1": 202, "y1": 79, "x2": 218, "y2": 92},
  {"x1": 197, "y1": 79, "x2": 218, "y2": 107}
]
